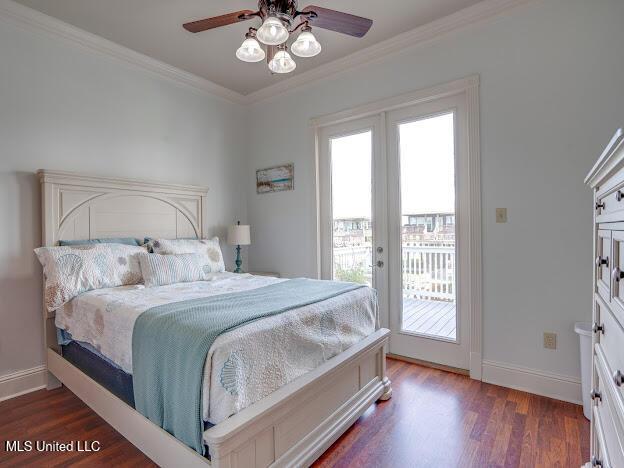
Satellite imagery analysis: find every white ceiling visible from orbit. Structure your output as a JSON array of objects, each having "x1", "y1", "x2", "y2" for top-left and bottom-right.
[{"x1": 14, "y1": 0, "x2": 483, "y2": 95}]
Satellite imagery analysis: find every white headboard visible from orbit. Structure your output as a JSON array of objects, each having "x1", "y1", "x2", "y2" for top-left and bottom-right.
[
  {"x1": 38, "y1": 170, "x2": 208, "y2": 380},
  {"x1": 39, "y1": 170, "x2": 208, "y2": 246}
]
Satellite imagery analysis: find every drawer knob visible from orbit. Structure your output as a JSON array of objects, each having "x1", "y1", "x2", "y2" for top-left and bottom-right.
[
  {"x1": 596, "y1": 256, "x2": 609, "y2": 267},
  {"x1": 593, "y1": 322, "x2": 605, "y2": 334},
  {"x1": 596, "y1": 202, "x2": 606, "y2": 210},
  {"x1": 591, "y1": 456, "x2": 603, "y2": 467},
  {"x1": 615, "y1": 370, "x2": 624, "y2": 387},
  {"x1": 612, "y1": 267, "x2": 624, "y2": 283},
  {"x1": 617, "y1": 190, "x2": 624, "y2": 202},
  {"x1": 590, "y1": 390, "x2": 602, "y2": 402}
]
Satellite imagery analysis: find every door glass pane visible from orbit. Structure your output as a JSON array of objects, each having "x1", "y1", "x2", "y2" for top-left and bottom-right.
[
  {"x1": 399, "y1": 113, "x2": 456, "y2": 340},
  {"x1": 331, "y1": 130, "x2": 373, "y2": 286}
]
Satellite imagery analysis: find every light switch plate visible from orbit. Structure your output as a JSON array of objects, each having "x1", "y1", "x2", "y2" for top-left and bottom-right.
[
  {"x1": 543, "y1": 332, "x2": 557, "y2": 350},
  {"x1": 496, "y1": 208, "x2": 507, "y2": 223}
]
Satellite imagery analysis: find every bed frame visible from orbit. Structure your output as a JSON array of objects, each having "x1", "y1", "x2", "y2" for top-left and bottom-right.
[{"x1": 39, "y1": 170, "x2": 392, "y2": 467}]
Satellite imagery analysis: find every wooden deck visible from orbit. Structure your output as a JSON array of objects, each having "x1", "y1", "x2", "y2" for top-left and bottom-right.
[{"x1": 402, "y1": 298, "x2": 456, "y2": 340}]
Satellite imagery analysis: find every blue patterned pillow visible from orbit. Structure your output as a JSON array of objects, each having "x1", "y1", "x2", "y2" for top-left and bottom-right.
[
  {"x1": 150, "y1": 237, "x2": 225, "y2": 272},
  {"x1": 138, "y1": 253, "x2": 213, "y2": 287},
  {"x1": 34, "y1": 244, "x2": 146, "y2": 311}
]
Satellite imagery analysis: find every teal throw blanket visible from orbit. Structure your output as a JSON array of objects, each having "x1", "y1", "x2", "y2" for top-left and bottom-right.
[{"x1": 132, "y1": 278, "x2": 365, "y2": 454}]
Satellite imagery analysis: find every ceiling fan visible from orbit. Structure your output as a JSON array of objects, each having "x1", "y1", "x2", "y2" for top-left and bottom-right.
[{"x1": 183, "y1": 1, "x2": 373, "y2": 74}]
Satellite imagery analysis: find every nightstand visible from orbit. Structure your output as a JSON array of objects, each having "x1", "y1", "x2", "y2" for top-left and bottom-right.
[{"x1": 248, "y1": 271, "x2": 280, "y2": 278}]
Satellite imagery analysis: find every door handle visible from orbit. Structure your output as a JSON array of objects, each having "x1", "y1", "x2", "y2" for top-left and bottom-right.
[{"x1": 376, "y1": 260, "x2": 384, "y2": 268}]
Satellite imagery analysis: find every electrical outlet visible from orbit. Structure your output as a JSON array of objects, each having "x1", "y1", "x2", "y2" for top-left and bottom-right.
[
  {"x1": 543, "y1": 332, "x2": 557, "y2": 350},
  {"x1": 496, "y1": 208, "x2": 507, "y2": 223}
]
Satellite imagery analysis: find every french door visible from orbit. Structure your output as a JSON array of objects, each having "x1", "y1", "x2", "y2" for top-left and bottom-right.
[
  {"x1": 386, "y1": 95, "x2": 469, "y2": 370},
  {"x1": 318, "y1": 87, "x2": 475, "y2": 371},
  {"x1": 318, "y1": 116, "x2": 388, "y2": 322}
]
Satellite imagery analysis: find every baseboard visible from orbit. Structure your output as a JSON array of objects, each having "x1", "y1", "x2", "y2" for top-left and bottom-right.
[
  {"x1": 482, "y1": 359, "x2": 582, "y2": 405},
  {"x1": 0, "y1": 365, "x2": 47, "y2": 402}
]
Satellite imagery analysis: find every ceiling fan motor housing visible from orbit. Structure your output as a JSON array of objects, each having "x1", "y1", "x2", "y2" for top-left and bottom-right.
[{"x1": 257, "y1": 0, "x2": 299, "y2": 22}]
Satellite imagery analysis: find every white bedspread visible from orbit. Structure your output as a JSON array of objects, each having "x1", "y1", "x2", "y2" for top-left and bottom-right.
[{"x1": 55, "y1": 273, "x2": 377, "y2": 424}]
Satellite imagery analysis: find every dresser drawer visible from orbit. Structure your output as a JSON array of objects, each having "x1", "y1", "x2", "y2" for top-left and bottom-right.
[
  {"x1": 596, "y1": 295, "x2": 609, "y2": 345},
  {"x1": 595, "y1": 347, "x2": 624, "y2": 466},
  {"x1": 598, "y1": 306, "x2": 624, "y2": 411},
  {"x1": 599, "y1": 230, "x2": 613, "y2": 303},
  {"x1": 610, "y1": 231, "x2": 624, "y2": 324},
  {"x1": 596, "y1": 169, "x2": 624, "y2": 223},
  {"x1": 593, "y1": 404, "x2": 617, "y2": 468}
]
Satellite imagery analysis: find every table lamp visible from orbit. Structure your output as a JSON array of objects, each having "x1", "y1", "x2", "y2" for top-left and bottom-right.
[{"x1": 227, "y1": 221, "x2": 251, "y2": 273}]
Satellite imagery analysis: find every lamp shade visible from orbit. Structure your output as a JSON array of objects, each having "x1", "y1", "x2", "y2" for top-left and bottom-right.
[
  {"x1": 268, "y1": 49, "x2": 296, "y2": 74},
  {"x1": 227, "y1": 224, "x2": 251, "y2": 246},
  {"x1": 236, "y1": 37, "x2": 265, "y2": 63},
  {"x1": 291, "y1": 31, "x2": 321, "y2": 58},
  {"x1": 256, "y1": 16, "x2": 289, "y2": 46}
]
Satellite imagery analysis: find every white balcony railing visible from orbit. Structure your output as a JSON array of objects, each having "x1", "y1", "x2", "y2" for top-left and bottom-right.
[{"x1": 333, "y1": 243, "x2": 456, "y2": 302}]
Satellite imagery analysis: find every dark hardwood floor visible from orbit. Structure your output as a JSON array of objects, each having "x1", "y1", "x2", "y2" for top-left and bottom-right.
[
  {"x1": 0, "y1": 358, "x2": 589, "y2": 467},
  {"x1": 314, "y1": 359, "x2": 589, "y2": 467}
]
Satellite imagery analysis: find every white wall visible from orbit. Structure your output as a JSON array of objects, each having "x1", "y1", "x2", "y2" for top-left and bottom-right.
[
  {"x1": 246, "y1": 0, "x2": 624, "y2": 382},
  {"x1": 0, "y1": 19, "x2": 248, "y2": 379}
]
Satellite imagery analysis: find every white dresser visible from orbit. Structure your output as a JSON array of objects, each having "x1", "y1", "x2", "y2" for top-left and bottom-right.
[{"x1": 586, "y1": 128, "x2": 624, "y2": 468}]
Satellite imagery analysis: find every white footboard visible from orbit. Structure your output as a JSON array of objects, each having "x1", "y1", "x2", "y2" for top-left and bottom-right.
[
  {"x1": 47, "y1": 328, "x2": 390, "y2": 468},
  {"x1": 204, "y1": 328, "x2": 391, "y2": 468}
]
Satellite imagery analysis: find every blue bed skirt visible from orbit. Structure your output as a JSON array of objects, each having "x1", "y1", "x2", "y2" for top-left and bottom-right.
[{"x1": 61, "y1": 341, "x2": 135, "y2": 407}]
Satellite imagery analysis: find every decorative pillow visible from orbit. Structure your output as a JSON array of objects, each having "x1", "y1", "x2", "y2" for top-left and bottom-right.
[
  {"x1": 34, "y1": 244, "x2": 146, "y2": 312},
  {"x1": 138, "y1": 253, "x2": 213, "y2": 287},
  {"x1": 59, "y1": 237, "x2": 141, "y2": 246},
  {"x1": 150, "y1": 237, "x2": 225, "y2": 272}
]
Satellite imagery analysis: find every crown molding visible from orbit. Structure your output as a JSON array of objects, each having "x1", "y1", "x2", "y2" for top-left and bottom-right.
[
  {"x1": 245, "y1": 0, "x2": 537, "y2": 103},
  {"x1": 0, "y1": 0, "x2": 247, "y2": 105}
]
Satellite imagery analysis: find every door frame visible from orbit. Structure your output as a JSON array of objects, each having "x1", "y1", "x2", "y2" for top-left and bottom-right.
[{"x1": 312, "y1": 75, "x2": 482, "y2": 379}]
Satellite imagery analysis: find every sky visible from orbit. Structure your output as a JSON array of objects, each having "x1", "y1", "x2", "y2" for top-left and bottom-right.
[{"x1": 331, "y1": 112, "x2": 455, "y2": 219}]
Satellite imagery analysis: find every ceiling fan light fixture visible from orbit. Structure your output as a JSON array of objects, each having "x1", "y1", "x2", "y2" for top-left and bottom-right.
[
  {"x1": 236, "y1": 34, "x2": 265, "y2": 63},
  {"x1": 291, "y1": 29, "x2": 321, "y2": 58},
  {"x1": 268, "y1": 47, "x2": 296, "y2": 74},
  {"x1": 257, "y1": 16, "x2": 289, "y2": 45}
]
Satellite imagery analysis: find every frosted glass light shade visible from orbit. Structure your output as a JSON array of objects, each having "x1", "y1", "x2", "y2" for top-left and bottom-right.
[
  {"x1": 236, "y1": 37, "x2": 265, "y2": 62},
  {"x1": 257, "y1": 17, "x2": 289, "y2": 45},
  {"x1": 227, "y1": 224, "x2": 251, "y2": 246},
  {"x1": 291, "y1": 31, "x2": 321, "y2": 58},
  {"x1": 269, "y1": 49, "x2": 296, "y2": 74}
]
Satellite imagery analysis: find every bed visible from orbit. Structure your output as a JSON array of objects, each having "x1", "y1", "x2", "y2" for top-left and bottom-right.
[{"x1": 39, "y1": 170, "x2": 391, "y2": 467}]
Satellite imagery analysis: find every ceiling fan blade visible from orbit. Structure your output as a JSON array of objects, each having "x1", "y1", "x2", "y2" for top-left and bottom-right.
[
  {"x1": 183, "y1": 10, "x2": 256, "y2": 33},
  {"x1": 301, "y1": 6, "x2": 372, "y2": 38}
]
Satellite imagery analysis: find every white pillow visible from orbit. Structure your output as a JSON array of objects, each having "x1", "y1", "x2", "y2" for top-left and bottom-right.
[
  {"x1": 35, "y1": 244, "x2": 146, "y2": 312},
  {"x1": 150, "y1": 237, "x2": 225, "y2": 272},
  {"x1": 138, "y1": 253, "x2": 213, "y2": 287}
]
